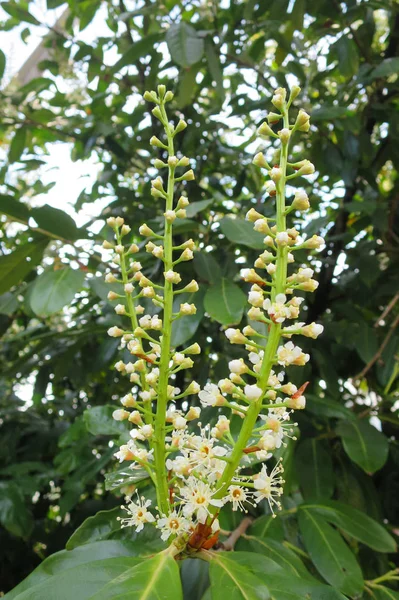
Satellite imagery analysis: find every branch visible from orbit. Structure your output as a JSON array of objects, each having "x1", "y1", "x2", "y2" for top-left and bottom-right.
[
  {"x1": 220, "y1": 516, "x2": 253, "y2": 551},
  {"x1": 354, "y1": 313, "x2": 399, "y2": 380}
]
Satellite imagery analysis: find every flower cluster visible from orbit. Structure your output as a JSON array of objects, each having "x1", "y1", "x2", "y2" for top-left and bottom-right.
[{"x1": 104, "y1": 85, "x2": 324, "y2": 552}]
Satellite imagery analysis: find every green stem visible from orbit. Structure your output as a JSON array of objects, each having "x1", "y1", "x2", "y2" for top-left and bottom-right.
[
  {"x1": 152, "y1": 103, "x2": 175, "y2": 516},
  {"x1": 210, "y1": 107, "x2": 290, "y2": 506}
]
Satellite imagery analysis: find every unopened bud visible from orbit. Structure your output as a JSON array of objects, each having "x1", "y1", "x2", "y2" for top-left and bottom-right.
[
  {"x1": 253, "y1": 152, "x2": 270, "y2": 169},
  {"x1": 257, "y1": 122, "x2": 277, "y2": 138}
]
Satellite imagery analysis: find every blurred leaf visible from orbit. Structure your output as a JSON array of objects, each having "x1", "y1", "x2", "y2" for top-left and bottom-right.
[
  {"x1": 29, "y1": 267, "x2": 85, "y2": 317},
  {"x1": 204, "y1": 278, "x2": 246, "y2": 325},
  {"x1": 185, "y1": 199, "x2": 213, "y2": 218},
  {"x1": 0, "y1": 481, "x2": 33, "y2": 539},
  {"x1": 0, "y1": 49, "x2": 5, "y2": 80},
  {"x1": 0, "y1": 292, "x2": 18, "y2": 315},
  {"x1": 112, "y1": 33, "x2": 163, "y2": 72},
  {"x1": 9, "y1": 128, "x2": 27, "y2": 163},
  {"x1": 220, "y1": 217, "x2": 265, "y2": 249},
  {"x1": 166, "y1": 22, "x2": 204, "y2": 68},
  {"x1": 1, "y1": 3, "x2": 41, "y2": 25},
  {"x1": 204, "y1": 38, "x2": 224, "y2": 99},
  {"x1": 31, "y1": 205, "x2": 84, "y2": 241},
  {"x1": 0, "y1": 238, "x2": 48, "y2": 294},
  {"x1": 0, "y1": 195, "x2": 30, "y2": 221},
  {"x1": 193, "y1": 252, "x2": 222, "y2": 283},
  {"x1": 83, "y1": 405, "x2": 128, "y2": 436},
  {"x1": 300, "y1": 500, "x2": 397, "y2": 553},
  {"x1": 336, "y1": 419, "x2": 389, "y2": 474},
  {"x1": 369, "y1": 57, "x2": 399, "y2": 80},
  {"x1": 295, "y1": 438, "x2": 334, "y2": 500},
  {"x1": 298, "y1": 509, "x2": 364, "y2": 596},
  {"x1": 171, "y1": 286, "x2": 206, "y2": 347}
]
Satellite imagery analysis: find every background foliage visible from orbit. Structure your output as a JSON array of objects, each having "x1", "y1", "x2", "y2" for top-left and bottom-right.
[{"x1": 0, "y1": 0, "x2": 399, "y2": 598}]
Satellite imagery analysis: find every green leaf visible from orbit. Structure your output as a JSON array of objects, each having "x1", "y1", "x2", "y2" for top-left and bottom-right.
[
  {"x1": 176, "y1": 67, "x2": 199, "y2": 108},
  {"x1": 66, "y1": 508, "x2": 122, "y2": 550},
  {"x1": 0, "y1": 481, "x2": 33, "y2": 539},
  {"x1": 300, "y1": 500, "x2": 397, "y2": 553},
  {"x1": 4, "y1": 541, "x2": 145, "y2": 600},
  {"x1": 236, "y1": 536, "x2": 310, "y2": 579},
  {"x1": 5, "y1": 557, "x2": 144, "y2": 600},
  {"x1": 185, "y1": 199, "x2": 213, "y2": 218},
  {"x1": 219, "y1": 217, "x2": 265, "y2": 249},
  {"x1": 298, "y1": 509, "x2": 364, "y2": 596},
  {"x1": 83, "y1": 405, "x2": 128, "y2": 436},
  {"x1": 1, "y1": 2, "x2": 41, "y2": 25},
  {"x1": 31, "y1": 205, "x2": 83, "y2": 241},
  {"x1": 371, "y1": 588, "x2": 399, "y2": 600},
  {"x1": 356, "y1": 323, "x2": 379, "y2": 363},
  {"x1": 0, "y1": 291, "x2": 18, "y2": 315},
  {"x1": 334, "y1": 36, "x2": 359, "y2": 78},
  {"x1": 166, "y1": 22, "x2": 204, "y2": 68},
  {"x1": 89, "y1": 276, "x2": 125, "y2": 304},
  {"x1": 0, "y1": 49, "x2": 5, "y2": 80},
  {"x1": 0, "y1": 238, "x2": 48, "y2": 294},
  {"x1": 104, "y1": 465, "x2": 150, "y2": 492},
  {"x1": 295, "y1": 438, "x2": 334, "y2": 500},
  {"x1": 246, "y1": 514, "x2": 284, "y2": 541},
  {"x1": 208, "y1": 551, "x2": 271, "y2": 599},
  {"x1": 336, "y1": 419, "x2": 389, "y2": 474},
  {"x1": 89, "y1": 550, "x2": 183, "y2": 599},
  {"x1": 310, "y1": 106, "x2": 351, "y2": 121},
  {"x1": 112, "y1": 33, "x2": 163, "y2": 72},
  {"x1": 369, "y1": 57, "x2": 399, "y2": 80},
  {"x1": 9, "y1": 128, "x2": 27, "y2": 163},
  {"x1": 193, "y1": 252, "x2": 222, "y2": 283},
  {"x1": 204, "y1": 278, "x2": 246, "y2": 325},
  {"x1": 305, "y1": 394, "x2": 355, "y2": 420},
  {"x1": 0, "y1": 195, "x2": 30, "y2": 221},
  {"x1": 29, "y1": 268, "x2": 86, "y2": 317},
  {"x1": 204, "y1": 38, "x2": 224, "y2": 99},
  {"x1": 171, "y1": 286, "x2": 206, "y2": 347}
]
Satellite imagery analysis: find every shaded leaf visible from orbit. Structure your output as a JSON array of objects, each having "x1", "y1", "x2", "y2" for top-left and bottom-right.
[
  {"x1": 166, "y1": 22, "x2": 204, "y2": 68},
  {"x1": 204, "y1": 278, "x2": 246, "y2": 325},
  {"x1": 295, "y1": 438, "x2": 334, "y2": 500},
  {"x1": 336, "y1": 419, "x2": 389, "y2": 474},
  {"x1": 0, "y1": 238, "x2": 48, "y2": 294},
  {"x1": 171, "y1": 286, "x2": 206, "y2": 347},
  {"x1": 219, "y1": 217, "x2": 265, "y2": 249},
  {"x1": 29, "y1": 268, "x2": 86, "y2": 317}
]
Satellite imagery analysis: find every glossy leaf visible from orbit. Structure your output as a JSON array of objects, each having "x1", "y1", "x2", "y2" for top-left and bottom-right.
[
  {"x1": 193, "y1": 252, "x2": 222, "y2": 284},
  {"x1": 219, "y1": 217, "x2": 265, "y2": 249},
  {"x1": 29, "y1": 268, "x2": 86, "y2": 317},
  {"x1": 204, "y1": 278, "x2": 246, "y2": 325},
  {"x1": 9, "y1": 128, "x2": 27, "y2": 163},
  {"x1": 166, "y1": 22, "x2": 204, "y2": 68},
  {"x1": 298, "y1": 509, "x2": 364, "y2": 596},
  {"x1": 336, "y1": 419, "x2": 389, "y2": 474},
  {"x1": 295, "y1": 438, "x2": 334, "y2": 499},
  {"x1": 0, "y1": 292, "x2": 18, "y2": 315},
  {"x1": 0, "y1": 481, "x2": 33, "y2": 539},
  {"x1": 30, "y1": 205, "x2": 83, "y2": 241},
  {"x1": 300, "y1": 499, "x2": 397, "y2": 553},
  {"x1": 83, "y1": 405, "x2": 128, "y2": 436},
  {"x1": 112, "y1": 33, "x2": 163, "y2": 72},
  {"x1": 208, "y1": 551, "x2": 271, "y2": 599},
  {"x1": 66, "y1": 508, "x2": 122, "y2": 550},
  {"x1": 89, "y1": 550, "x2": 183, "y2": 599},
  {"x1": 236, "y1": 536, "x2": 310, "y2": 579},
  {"x1": 104, "y1": 465, "x2": 150, "y2": 491}
]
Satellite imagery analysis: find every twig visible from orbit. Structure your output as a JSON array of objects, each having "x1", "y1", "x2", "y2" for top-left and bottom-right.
[
  {"x1": 221, "y1": 516, "x2": 253, "y2": 551},
  {"x1": 355, "y1": 313, "x2": 399, "y2": 380},
  {"x1": 375, "y1": 292, "x2": 399, "y2": 327}
]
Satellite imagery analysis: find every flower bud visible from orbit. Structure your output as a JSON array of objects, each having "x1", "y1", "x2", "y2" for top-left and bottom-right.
[
  {"x1": 164, "y1": 91, "x2": 174, "y2": 102},
  {"x1": 139, "y1": 224, "x2": 155, "y2": 237},
  {"x1": 168, "y1": 156, "x2": 178, "y2": 167},
  {"x1": 102, "y1": 240, "x2": 114, "y2": 249},
  {"x1": 292, "y1": 190, "x2": 310, "y2": 211},
  {"x1": 177, "y1": 195, "x2": 189, "y2": 209},
  {"x1": 143, "y1": 90, "x2": 158, "y2": 103},
  {"x1": 152, "y1": 106, "x2": 163, "y2": 120},
  {"x1": 154, "y1": 159, "x2": 167, "y2": 169},
  {"x1": 289, "y1": 85, "x2": 301, "y2": 103},
  {"x1": 113, "y1": 409, "x2": 129, "y2": 421},
  {"x1": 186, "y1": 406, "x2": 201, "y2": 421},
  {"x1": 303, "y1": 235, "x2": 325, "y2": 249},
  {"x1": 257, "y1": 122, "x2": 277, "y2": 138},
  {"x1": 106, "y1": 217, "x2": 116, "y2": 227},
  {"x1": 157, "y1": 84, "x2": 166, "y2": 99},
  {"x1": 128, "y1": 243, "x2": 139, "y2": 254},
  {"x1": 108, "y1": 326, "x2": 124, "y2": 337},
  {"x1": 181, "y1": 169, "x2": 195, "y2": 181},
  {"x1": 270, "y1": 167, "x2": 283, "y2": 182},
  {"x1": 105, "y1": 273, "x2": 117, "y2": 283},
  {"x1": 246, "y1": 208, "x2": 263, "y2": 222},
  {"x1": 177, "y1": 156, "x2": 190, "y2": 167},
  {"x1": 164, "y1": 270, "x2": 182, "y2": 284},
  {"x1": 184, "y1": 280, "x2": 199, "y2": 293},
  {"x1": 115, "y1": 304, "x2": 126, "y2": 315},
  {"x1": 295, "y1": 109, "x2": 310, "y2": 128},
  {"x1": 297, "y1": 160, "x2": 315, "y2": 176},
  {"x1": 164, "y1": 210, "x2": 176, "y2": 223},
  {"x1": 252, "y1": 152, "x2": 270, "y2": 169},
  {"x1": 278, "y1": 128, "x2": 291, "y2": 144},
  {"x1": 265, "y1": 180, "x2": 276, "y2": 196},
  {"x1": 180, "y1": 302, "x2": 196, "y2": 315},
  {"x1": 124, "y1": 283, "x2": 134, "y2": 294},
  {"x1": 184, "y1": 343, "x2": 201, "y2": 354},
  {"x1": 272, "y1": 87, "x2": 286, "y2": 109},
  {"x1": 181, "y1": 248, "x2": 193, "y2": 261},
  {"x1": 174, "y1": 119, "x2": 187, "y2": 134},
  {"x1": 150, "y1": 135, "x2": 166, "y2": 148},
  {"x1": 121, "y1": 224, "x2": 131, "y2": 236}
]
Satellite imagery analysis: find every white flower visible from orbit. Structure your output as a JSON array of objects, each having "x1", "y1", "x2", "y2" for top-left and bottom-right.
[
  {"x1": 124, "y1": 283, "x2": 134, "y2": 294},
  {"x1": 244, "y1": 384, "x2": 263, "y2": 401},
  {"x1": 263, "y1": 293, "x2": 289, "y2": 323},
  {"x1": 112, "y1": 409, "x2": 129, "y2": 421},
  {"x1": 164, "y1": 270, "x2": 181, "y2": 284},
  {"x1": 265, "y1": 180, "x2": 276, "y2": 195},
  {"x1": 180, "y1": 303, "x2": 196, "y2": 315},
  {"x1": 118, "y1": 495, "x2": 155, "y2": 531},
  {"x1": 253, "y1": 462, "x2": 284, "y2": 513},
  {"x1": 302, "y1": 322, "x2": 324, "y2": 339},
  {"x1": 108, "y1": 326, "x2": 124, "y2": 337},
  {"x1": 130, "y1": 424, "x2": 154, "y2": 440},
  {"x1": 275, "y1": 231, "x2": 289, "y2": 246},
  {"x1": 198, "y1": 383, "x2": 222, "y2": 407},
  {"x1": 180, "y1": 478, "x2": 224, "y2": 523},
  {"x1": 248, "y1": 290, "x2": 264, "y2": 307},
  {"x1": 277, "y1": 341, "x2": 309, "y2": 366},
  {"x1": 229, "y1": 359, "x2": 247, "y2": 375},
  {"x1": 156, "y1": 511, "x2": 190, "y2": 541},
  {"x1": 270, "y1": 167, "x2": 282, "y2": 182},
  {"x1": 227, "y1": 486, "x2": 253, "y2": 512}
]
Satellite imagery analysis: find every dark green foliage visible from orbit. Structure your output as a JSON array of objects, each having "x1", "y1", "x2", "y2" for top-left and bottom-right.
[{"x1": 0, "y1": 0, "x2": 399, "y2": 597}]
